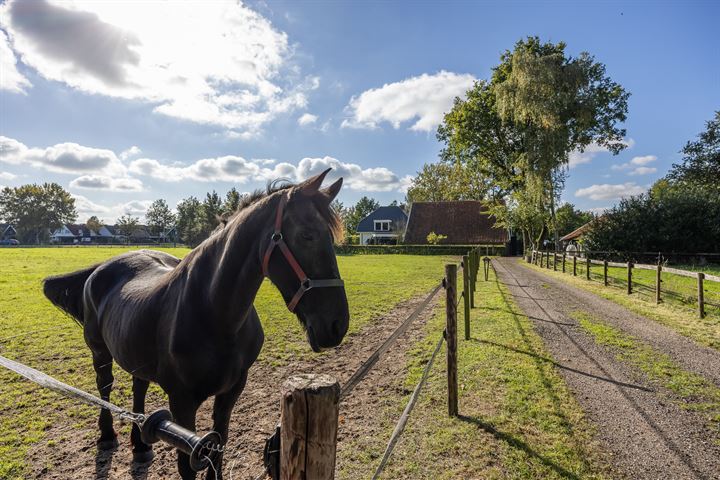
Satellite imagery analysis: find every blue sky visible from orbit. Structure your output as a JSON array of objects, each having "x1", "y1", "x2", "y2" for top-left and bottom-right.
[{"x1": 1, "y1": 0, "x2": 718, "y2": 222}]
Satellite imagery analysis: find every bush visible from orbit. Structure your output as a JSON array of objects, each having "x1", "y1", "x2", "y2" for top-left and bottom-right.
[
  {"x1": 426, "y1": 231, "x2": 448, "y2": 245},
  {"x1": 334, "y1": 244, "x2": 506, "y2": 256},
  {"x1": 585, "y1": 187, "x2": 720, "y2": 253}
]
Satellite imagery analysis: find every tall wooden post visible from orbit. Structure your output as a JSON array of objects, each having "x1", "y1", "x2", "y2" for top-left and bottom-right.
[
  {"x1": 562, "y1": 253, "x2": 566, "y2": 273},
  {"x1": 281, "y1": 374, "x2": 340, "y2": 480},
  {"x1": 603, "y1": 260, "x2": 608, "y2": 286},
  {"x1": 627, "y1": 262, "x2": 633, "y2": 295},
  {"x1": 573, "y1": 255, "x2": 577, "y2": 276},
  {"x1": 462, "y1": 256, "x2": 470, "y2": 340},
  {"x1": 445, "y1": 264, "x2": 458, "y2": 417},
  {"x1": 586, "y1": 256, "x2": 591, "y2": 280},
  {"x1": 483, "y1": 257, "x2": 490, "y2": 281},
  {"x1": 469, "y1": 251, "x2": 475, "y2": 308},
  {"x1": 655, "y1": 264, "x2": 662, "y2": 304},
  {"x1": 698, "y1": 272, "x2": 705, "y2": 319}
]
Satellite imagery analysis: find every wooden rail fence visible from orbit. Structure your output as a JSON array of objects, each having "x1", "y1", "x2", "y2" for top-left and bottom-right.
[{"x1": 529, "y1": 250, "x2": 719, "y2": 318}]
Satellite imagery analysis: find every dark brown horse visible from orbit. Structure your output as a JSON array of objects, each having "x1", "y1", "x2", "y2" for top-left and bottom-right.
[{"x1": 42, "y1": 169, "x2": 349, "y2": 479}]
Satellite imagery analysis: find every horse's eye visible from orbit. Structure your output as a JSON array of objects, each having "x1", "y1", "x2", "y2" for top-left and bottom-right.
[{"x1": 301, "y1": 232, "x2": 314, "y2": 241}]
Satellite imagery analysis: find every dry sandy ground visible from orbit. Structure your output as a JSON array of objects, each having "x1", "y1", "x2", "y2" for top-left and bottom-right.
[
  {"x1": 494, "y1": 257, "x2": 720, "y2": 480},
  {"x1": 28, "y1": 289, "x2": 442, "y2": 480}
]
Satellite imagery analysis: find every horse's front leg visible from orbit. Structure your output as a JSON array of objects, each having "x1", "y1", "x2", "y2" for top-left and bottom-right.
[
  {"x1": 207, "y1": 369, "x2": 248, "y2": 480},
  {"x1": 169, "y1": 394, "x2": 202, "y2": 480}
]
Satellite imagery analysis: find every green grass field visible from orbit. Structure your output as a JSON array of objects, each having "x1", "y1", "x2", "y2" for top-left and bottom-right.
[
  {"x1": 0, "y1": 247, "x2": 450, "y2": 479},
  {"x1": 339, "y1": 264, "x2": 610, "y2": 479}
]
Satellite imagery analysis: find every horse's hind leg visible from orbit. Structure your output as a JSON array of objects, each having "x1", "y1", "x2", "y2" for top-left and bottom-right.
[
  {"x1": 130, "y1": 377, "x2": 153, "y2": 463},
  {"x1": 92, "y1": 349, "x2": 118, "y2": 450}
]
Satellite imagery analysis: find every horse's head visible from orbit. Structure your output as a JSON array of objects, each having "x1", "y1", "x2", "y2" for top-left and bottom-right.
[{"x1": 263, "y1": 168, "x2": 349, "y2": 352}]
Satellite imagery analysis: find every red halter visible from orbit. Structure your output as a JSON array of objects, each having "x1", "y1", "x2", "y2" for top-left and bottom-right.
[{"x1": 262, "y1": 192, "x2": 345, "y2": 312}]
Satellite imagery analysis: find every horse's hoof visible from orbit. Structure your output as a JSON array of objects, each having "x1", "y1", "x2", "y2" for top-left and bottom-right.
[
  {"x1": 97, "y1": 437, "x2": 119, "y2": 451},
  {"x1": 132, "y1": 449, "x2": 155, "y2": 463}
]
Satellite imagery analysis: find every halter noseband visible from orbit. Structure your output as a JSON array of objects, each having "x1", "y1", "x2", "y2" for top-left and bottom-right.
[{"x1": 262, "y1": 192, "x2": 345, "y2": 312}]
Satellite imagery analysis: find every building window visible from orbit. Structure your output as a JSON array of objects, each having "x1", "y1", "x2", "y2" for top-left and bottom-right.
[{"x1": 374, "y1": 220, "x2": 390, "y2": 232}]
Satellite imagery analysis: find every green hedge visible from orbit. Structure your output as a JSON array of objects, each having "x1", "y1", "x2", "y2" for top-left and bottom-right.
[{"x1": 334, "y1": 244, "x2": 506, "y2": 256}]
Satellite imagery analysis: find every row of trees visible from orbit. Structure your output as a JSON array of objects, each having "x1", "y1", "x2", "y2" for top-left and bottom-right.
[{"x1": 407, "y1": 36, "x2": 630, "y2": 250}]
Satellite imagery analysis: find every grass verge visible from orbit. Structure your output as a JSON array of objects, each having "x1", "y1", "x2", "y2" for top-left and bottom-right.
[
  {"x1": 522, "y1": 260, "x2": 720, "y2": 350},
  {"x1": 0, "y1": 247, "x2": 449, "y2": 479},
  {"x1": 571, "y1": 310, "x2": 720, "y2": 442},
  {"x1": 339, "y1": 262, "x2": 611, "y2": 479}
]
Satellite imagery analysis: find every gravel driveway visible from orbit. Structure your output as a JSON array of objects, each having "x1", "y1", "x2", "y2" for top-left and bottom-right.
[{"x1": 493, "y1": 257, "x2": 720, "y2": 480}]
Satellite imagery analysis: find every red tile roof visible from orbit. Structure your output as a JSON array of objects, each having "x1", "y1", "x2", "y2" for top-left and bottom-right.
[{"x1": 404, "y1": 201, "x2": 508, "y2": 245}]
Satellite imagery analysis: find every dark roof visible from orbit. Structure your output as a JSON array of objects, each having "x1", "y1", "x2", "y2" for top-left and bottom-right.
[
  {"x1": 357, "y1": 206, "x2": 408, "y2": 233},
  {"x1": 66, "y1": 224, "x2": 93, "y2": 237},
  {"x1": 404, "y1": 201, "x2": 508, "y2": 244},
  {"x1": 560, "y1": 221, "x2": 593, "y2": 242}
]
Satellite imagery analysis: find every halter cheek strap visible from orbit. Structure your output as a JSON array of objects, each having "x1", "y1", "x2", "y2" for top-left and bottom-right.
[{"x1": 262, "y1": 192, "x2": 345, "y2": 312}]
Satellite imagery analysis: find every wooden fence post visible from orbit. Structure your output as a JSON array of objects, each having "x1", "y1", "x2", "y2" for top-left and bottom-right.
[
  {"x1": 656, "y1": 264, "x2": 662, "y2": 304},
  {"x1": 462, "y1": 256, "x2": 470, "y2": 340},
  {"x1": 281, "y1": 374, "x2": 340, "y2": 480},
  {"x1": 553, "y1": 253, "x2": 557, "y2": 271},
  {"x1": 573, "y1": 255, "x2": 577, "y2": 276},
  {"x1": 586, "y1": 256, "x2": 591, "y2": 280},
  {"x1": 562, "y1": 253, "x2": 566, "y2": 273},
  {"x1": 698, "y1": 272, "x2": 705, "y2": 319},
  {"x1": 627, "y1": 262, "x2": 633, "y2": 295},
  {"x1": 469, "y1": 251, "x2": 475, "y2": 308},
  {"x1": 445, "y1": 264, "x2": 458, "y2": 417},
  {"x1": 483, "y1": 257, "x2": 490, "y2": 281},
  {"x1": 603, "y1": 260, "x2": 608, "y2": 286}
]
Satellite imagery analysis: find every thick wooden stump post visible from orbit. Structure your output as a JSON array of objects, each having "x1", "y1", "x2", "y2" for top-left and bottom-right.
[
  {"x1": 445, "y1": 264, "x2": 458, "y2": 417},
  {"x1": 462, "y1": 256, "x2": 470, "y2": 340},
  {"x1": 281, "y1": 374, "x2": 340, "y2": 480},
  {"x1": 698, "y1": 272, "x2": 705, "y2": 319}
]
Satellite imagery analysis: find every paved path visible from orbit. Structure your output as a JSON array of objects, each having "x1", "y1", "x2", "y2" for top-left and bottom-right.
[{"x1": 493, "y1": 257, "x2": 720, "y2": 480}]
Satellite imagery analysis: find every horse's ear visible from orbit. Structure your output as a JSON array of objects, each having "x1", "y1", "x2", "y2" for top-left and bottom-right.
[
  {"x1": 321, "y1": 177, "x2": 343, "y2": 202},
  {"x1": 300, "y1": 168, "x2": 332, "y2": 196}
]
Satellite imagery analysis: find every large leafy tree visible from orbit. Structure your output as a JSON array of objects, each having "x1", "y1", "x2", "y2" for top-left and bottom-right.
[
  {"x1": 115, "y1": 215, "x2": 140, "y2": 240},
  {"x1": 0, "y1": 183, "x2": 77, "y2": 244},
  {"x1": 202, "y1": 191, "x2": 224, "y2": 238},
  {"x1": 344, "y1": 196, "x2": 380, "y2": 234},
  {"x1": 145, "y1": 199, "x2": 176, "y2": 236},
  {"x1": 492, "y1": 37, "x2": 629, "y2": 247},
  {"x1": 223, "y1": 187, "x2": 242, "y2": 215},
  {"x1": 666, "y1": 110, "x2": 720, "y2": 193},
  {"x1": 406, "y1": 161, "x2": 490, "y2": 203},
  {"x1": 437, "y1": 37, "x2": 629, "y2": 250},
  {"x1": 176, "y1": 196, "x2": 205, "y2": 247},
  {"x1": 86, "y1": 215, "x2": 103, "y2": 232}
]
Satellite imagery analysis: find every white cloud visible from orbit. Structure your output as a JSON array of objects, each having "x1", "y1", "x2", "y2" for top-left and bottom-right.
[
  {"x1": 1, "y1": 0, "x2": 314, "y2": 136},
  {"x1": 0, "y1": 29, "x2": 31, "y2": 93},
  {"x1": 627, "y1": 166, "x2": 657, "y2": 176},
  {"x1": 611, "y1": 155, "x2": 657, "y2": 175},
  {"x1": 119, "y1": 146, "x2": 142, "y2": 161},
  {"x1": 297, "y1": 113, "x2": 318, "y2": 126},
  {"x1": 0, "y1": 171, "x2": 17, "y2": 180},
  {"x1": 342, "y1": 71, "x2": 476, "y2": 132},
  {"x1": 568, "y1": 138, "x2": 636, "y2": 168},
  {"x1": 0, "y1": 136, "x2": 127, "y2": 176},
  {"x1": 69, "y1": 175, "x2": 143, "y2": 191},
  {"x1": 129, "y1": 154, "x2": 410, "y2": 192},
  {"x1": 72, "y1": 194, "x2": 152, "y2": 221},
  {"x1": 574, "y1": 182, "x2": 646, "y2": 201}
]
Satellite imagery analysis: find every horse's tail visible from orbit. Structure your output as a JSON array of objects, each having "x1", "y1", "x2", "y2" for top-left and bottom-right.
[{"x1": 43, "y1": 265, "x2": 99, "y2": 326}]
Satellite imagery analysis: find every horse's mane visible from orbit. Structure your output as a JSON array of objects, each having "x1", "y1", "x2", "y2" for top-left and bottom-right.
[{"x1": 219, "y1": 180, "x2": 343, "y2": 241}]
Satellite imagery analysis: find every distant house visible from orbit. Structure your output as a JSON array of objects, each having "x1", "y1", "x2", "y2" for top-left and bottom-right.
[
  {"x1": 0, "y1": 223, "x2": 17, "y2": 240},
  {"x1": 50, "y1": 224, "x2": 96, "y2": 244},
  {"x1": 404, "y1": 201, "x2": 509, "y2": 245},
  {"x1": 560, "y1": 221, "x2": 593, "y2": 246},
  {"x1": 356, "y1": 206, "x2": 408, "y2": 245}
]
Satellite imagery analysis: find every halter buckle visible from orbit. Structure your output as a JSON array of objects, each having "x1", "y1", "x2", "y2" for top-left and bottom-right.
[{"x1": 271, "y1": 232, "x2": 283, "y2": 242}]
